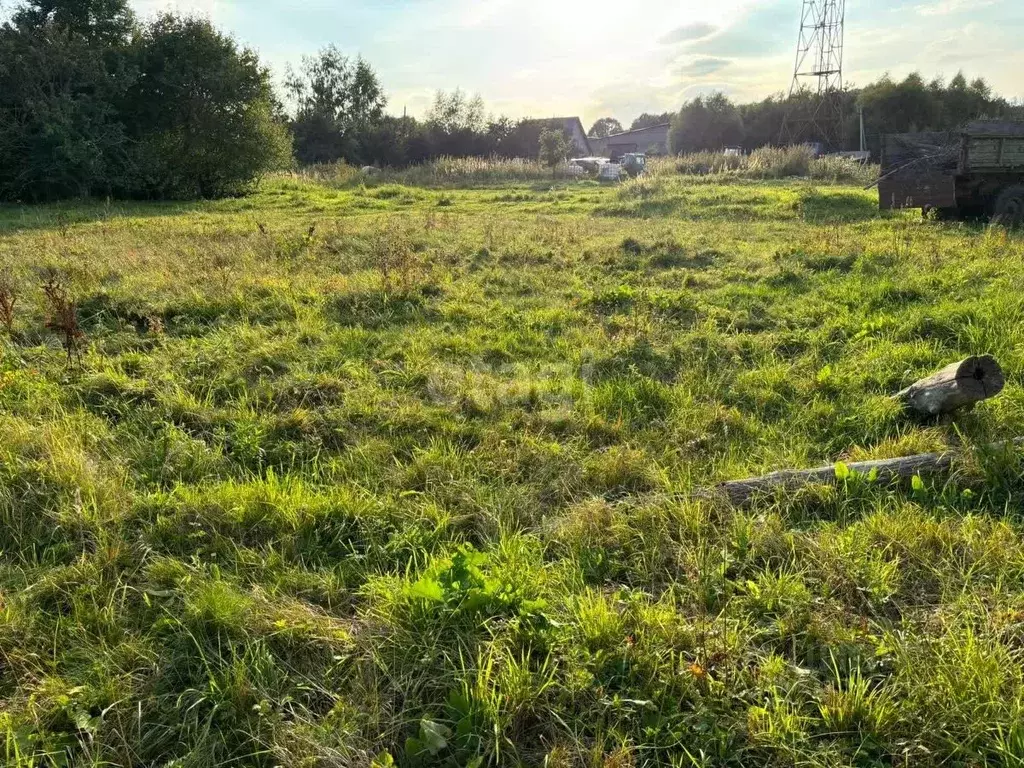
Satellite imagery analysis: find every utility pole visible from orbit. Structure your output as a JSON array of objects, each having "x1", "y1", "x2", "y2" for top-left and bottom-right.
[{"x1": 859, "y1": 103, "x2": 866, "y2": 153}]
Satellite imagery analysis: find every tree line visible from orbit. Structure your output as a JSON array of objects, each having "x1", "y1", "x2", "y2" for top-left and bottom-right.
[
  {"x1": 1, "y1": 0, "x2": 1021, "y2": 202},
  {"x1": 285, "y1": 49, "x2": 586, "y2": 168},
  {"x1": 659, "y1": 74, "x2": 1021, "y2": 155}
]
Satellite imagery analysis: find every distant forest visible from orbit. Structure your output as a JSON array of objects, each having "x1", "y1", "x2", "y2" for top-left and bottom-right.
[
  {"x1": 1, "y1": 0, "x2": 1021, "y2": 201},
  {"x1": 661, "y1": 75, "x2": 1023, "y2": 156}
]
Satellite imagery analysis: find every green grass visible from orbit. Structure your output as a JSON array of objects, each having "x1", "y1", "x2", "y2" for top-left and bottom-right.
[{"x1": 1, "y1": 171, "x2": 1023, "y2": 767}]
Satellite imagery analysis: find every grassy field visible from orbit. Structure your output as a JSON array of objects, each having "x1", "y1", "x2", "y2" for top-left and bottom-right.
[{"x1": 1, "y1": 169, "x2": 1023, "y2": 767}]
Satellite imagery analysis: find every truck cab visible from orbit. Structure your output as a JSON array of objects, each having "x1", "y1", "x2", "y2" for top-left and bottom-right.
[{"x1": 621, "y1": 153, "x2": 646, "y2": 178}]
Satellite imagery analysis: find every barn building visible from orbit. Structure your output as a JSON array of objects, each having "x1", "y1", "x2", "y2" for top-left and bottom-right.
[{"x1": 589, "y1": 123, "x2": 671, "y2": 159}]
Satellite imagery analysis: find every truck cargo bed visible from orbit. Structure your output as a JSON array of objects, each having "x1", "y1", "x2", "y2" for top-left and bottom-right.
[{"x1": 880, "y1": 121, "x2": 1024, "y2": 215}]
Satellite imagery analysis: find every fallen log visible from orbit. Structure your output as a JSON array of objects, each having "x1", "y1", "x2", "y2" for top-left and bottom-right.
[
  {"x1": 895, "y1": 355, "x2": 1005, "y2": 416},
  {"x1": 714, "y1": 438, "x2": 1023, "y2": 506}
]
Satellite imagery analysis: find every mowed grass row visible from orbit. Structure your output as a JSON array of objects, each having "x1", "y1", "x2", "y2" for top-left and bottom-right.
[{"x1": 1, "y1": 175, "x2": 1023, "y2": 767}]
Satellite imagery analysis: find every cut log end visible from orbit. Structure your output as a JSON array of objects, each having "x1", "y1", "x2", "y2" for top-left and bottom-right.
[
  {"x1": 956, "y1": 355, "x2": 1005, "y2": 398},
  {"x1": 896, "y1": 355, "x2": 1005, "y2": 416}
]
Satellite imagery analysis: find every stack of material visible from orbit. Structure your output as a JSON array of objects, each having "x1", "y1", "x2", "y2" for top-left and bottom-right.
[
  {"x1": 878, "y1": 131, "x2": 960, "y2": 210},
  {"x1": 965, "y1": 119, "x2": 1024, "y2": 137},
  {"x1": 881, "y1": 131, "x2": 960, "y2": 177}
]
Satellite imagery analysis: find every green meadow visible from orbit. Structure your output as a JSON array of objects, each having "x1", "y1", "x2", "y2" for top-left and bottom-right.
[{"x1": 2, "y1": 170, "x2": 1024, "y2": 767}]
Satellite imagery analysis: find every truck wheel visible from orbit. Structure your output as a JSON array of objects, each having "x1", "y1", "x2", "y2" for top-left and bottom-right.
[{"x1": 992, "y1": 185, "x2": 1024, "y2": 227}]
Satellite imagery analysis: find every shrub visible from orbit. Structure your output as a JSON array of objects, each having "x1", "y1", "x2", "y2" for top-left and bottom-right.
[{"x1": 40, "y1": 269, "x2": 85, "y2": 363}]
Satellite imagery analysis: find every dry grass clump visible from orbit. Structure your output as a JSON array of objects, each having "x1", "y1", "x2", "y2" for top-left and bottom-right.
[
  {"x1": 370, "y1": 219, "x2": 430, "y2": 292},
  {"x1": 0, "y1": 267, "x2": 16, "y2": 335},
  {"x1": 41, "y1": 268, "x2": 85, "y2": 363}
]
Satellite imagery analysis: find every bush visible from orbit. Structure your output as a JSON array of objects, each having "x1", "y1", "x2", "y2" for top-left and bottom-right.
[
  {"x1": 0, "y1": 2, "x2": 290, "y2": 201},
  {"x1": 124, "y1": 15, "x2": 292, "y2": 199}
]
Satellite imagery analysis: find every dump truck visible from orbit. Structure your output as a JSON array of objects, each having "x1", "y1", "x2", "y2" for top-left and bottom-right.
[{"x1": 879, "y1": 120, "x2": 1024, "y2": 225}]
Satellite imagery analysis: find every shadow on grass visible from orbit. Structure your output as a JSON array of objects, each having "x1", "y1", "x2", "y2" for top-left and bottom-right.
[
  {"x1": 331, "y1": 288, "x2": 442, "y2": 330},
  {"x1": 593, "y1": 199, "x2": 682, "y2": 218},
  {"x1": 800, "y1": 191, "x2": 881, "y2": 222},
  {"x1": 0, "y1": 199, "x2": 205, "y2": 235}
]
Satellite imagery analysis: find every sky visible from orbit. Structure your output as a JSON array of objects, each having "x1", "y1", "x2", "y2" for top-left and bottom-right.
[{"x1": 54, "y1": 0, "x2": 1024, "y2": 123}]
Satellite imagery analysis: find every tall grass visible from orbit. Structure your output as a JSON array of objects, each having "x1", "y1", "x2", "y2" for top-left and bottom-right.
[
  {"x1": 292, "y1": 147, "x2": 876, "y2": 191},
  {"x1": 293, "y1": 156, "x2": 580, "y2": 188},
  {"x1": 650, "y1": 145, "x2": 879, "y2": 185}
]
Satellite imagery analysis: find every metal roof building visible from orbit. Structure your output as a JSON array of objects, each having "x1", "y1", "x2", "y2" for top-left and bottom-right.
[{"x1": 589, "y1": 123, "x2": 671, "y2": 159}]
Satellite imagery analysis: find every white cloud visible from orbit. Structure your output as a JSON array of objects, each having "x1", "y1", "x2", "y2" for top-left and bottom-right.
[
  {"x1": 119, "y1": 0, "x2": 1022, "y2": 122},
  {"x1": 133, "y1": 0, "x2": 229, "y2": 21},
  {"x1": 916, "y1": 0, "x2": 996, "y2": 15}
]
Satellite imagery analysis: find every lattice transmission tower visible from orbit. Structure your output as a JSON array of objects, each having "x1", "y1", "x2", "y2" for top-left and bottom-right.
[{"x1": 780, "y1": 0, "x2": 847, "y2": 150}]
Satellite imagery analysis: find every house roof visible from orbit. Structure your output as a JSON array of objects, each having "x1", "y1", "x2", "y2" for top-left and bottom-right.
[
  {"x1": 524, "y1": 117, "x2": 586, "y2": 128},
  {"x1": 522, "y1": 117, "x2": 592, "y2": 154},
  {"x1": 603, "y1": 123, "x2": 671, "y2": 140}
]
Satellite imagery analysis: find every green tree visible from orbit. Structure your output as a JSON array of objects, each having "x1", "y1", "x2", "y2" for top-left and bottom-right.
[
  {"x1": 631, "y1": 112, "x2": 673, "y2": 130},
  {"x1": 856, "y1": 73, "x2": 937, "y2": 136},
  {"x1": 424, "y1": 89, "x2": 489, "y2": 157},
  {"x1": 286, "y1": 45, "x2": 387, "y2": 164},
  {"x1": 0, "y1": 0, "x2": 135, "y2": 200},
  {"x1": 588, "y1": 117, "x2": 622, "y2": 138},
  {"x1": 124, "y1": 14, "x2": 291, "y2": 198},
  {"x1": 11, "y1": 0, "x2": 135, "y2": 43},
  {"x1": 357, "y1": 114, "x2": 422, "y2": 167},
  {"x1": 538, "y1": 128, "x2": 570, "y2": 172},
  {"x1": 739, "y1": 94, "x2": 789, "y2": 150},
  {"x1": 0, "y1": 1, "x2": 290, "y2": 201},
  {"x1": 426, "y1": 89, "x2": 486, "y2": 134},
  {"x1": 669, "y1": 93, "x2": 744, "y2": 153}
]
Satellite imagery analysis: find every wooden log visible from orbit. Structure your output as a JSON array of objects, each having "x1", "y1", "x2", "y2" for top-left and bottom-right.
[
  {"x1": 895, "y1": 355, "x2": 1005, "y2": 416},
  {"x1": 713, "y1": 438, "x2": 1023, "y2": 506}
]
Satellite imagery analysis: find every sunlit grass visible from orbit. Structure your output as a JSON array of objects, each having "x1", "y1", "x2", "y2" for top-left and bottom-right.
[{"x1": 0, "y1": 174, "x2": 1022, "y2": 766}]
